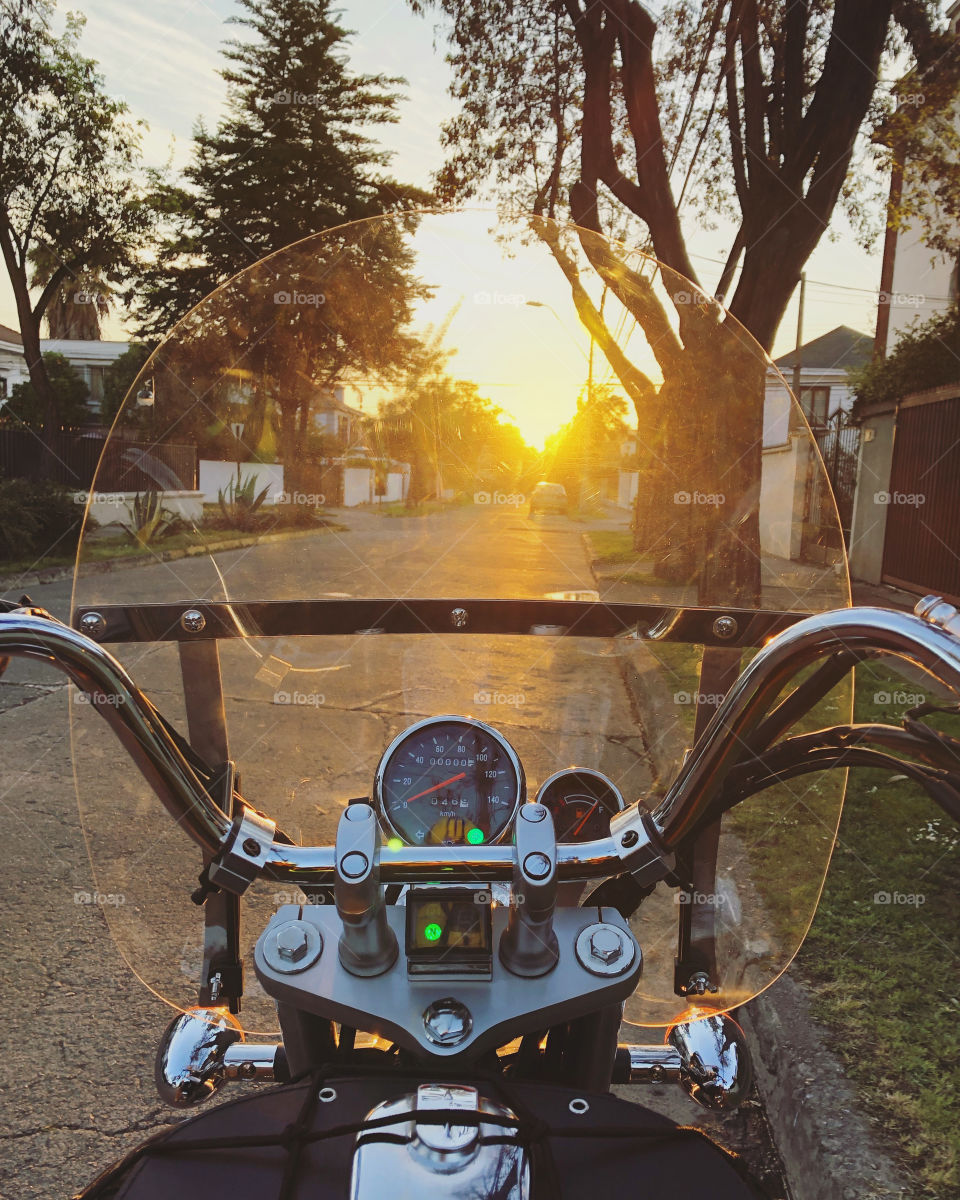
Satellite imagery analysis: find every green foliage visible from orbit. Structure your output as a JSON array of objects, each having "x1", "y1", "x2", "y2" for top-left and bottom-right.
[
  {"x1": 133, "y1": 0, "x2": 431, "y2": 336},
  {"x1": 0, "y1": 476, "x2": 80, "y2": 562},
  {"x1": 123, "y1": 490, "x2": 181, "y2": 545},
  {"x1": 850, "y1": 305, "x2": 960, "y2": 413},
  {"x1": 0, "y1": 1, "x2": 151, "y2": 412},
  {"x1": 5, "y1": 352, "x2": 90, "y2": 429},
  {"x1": 217, "y1": 472, "x2": 271, "y2": 530},
  {"x1": 101, "y1": 342, "x2": 154, "y2": 425}
]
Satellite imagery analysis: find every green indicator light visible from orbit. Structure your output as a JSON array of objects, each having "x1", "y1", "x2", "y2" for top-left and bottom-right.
[
  {"x1": 424, "y1": 922, "x2": 443, "y2": 942},
  {"x1": 386, "y1": 837, "x2": 403, "y2": 851},
  {"x1": 466, "y1": 828, "x2": 485, "y2": 845}
]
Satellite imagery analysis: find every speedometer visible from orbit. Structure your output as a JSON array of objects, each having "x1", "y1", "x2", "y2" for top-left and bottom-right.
[{"x1": 374, "y1": 715, "x2": 523, "y2": 846}]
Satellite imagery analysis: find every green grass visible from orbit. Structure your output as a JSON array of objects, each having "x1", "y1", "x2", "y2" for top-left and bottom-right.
[
  {"x1": 588, "y1": 529, "x2": 639, "y2": 565},
  {"x1": 799, "y1": 657, "x2": 960, "y2": 1197},
  {"x1": 646, "y1": 639, "x2": 960, "y2": 1194}
]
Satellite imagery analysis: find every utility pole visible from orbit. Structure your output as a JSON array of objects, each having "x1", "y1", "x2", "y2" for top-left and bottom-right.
[{"x1": 791, "y1": 272, "x2": 807, "y2": 410}]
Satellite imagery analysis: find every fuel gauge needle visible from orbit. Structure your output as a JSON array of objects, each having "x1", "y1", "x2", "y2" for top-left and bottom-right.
[
  {"x1": 570, "y1": 800, "x2": 600, "y2": 837},
  {"x1": 405, "y1": 773, "x2": 467, "y2": 803}
]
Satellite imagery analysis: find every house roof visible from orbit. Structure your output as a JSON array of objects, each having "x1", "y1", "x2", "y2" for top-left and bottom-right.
[
  {"x1": 0, "y1": 323, "x2": 23, "y2": 347},
  {"x1": 773, "y1": 325, "x2": 872, "y2": 373}
]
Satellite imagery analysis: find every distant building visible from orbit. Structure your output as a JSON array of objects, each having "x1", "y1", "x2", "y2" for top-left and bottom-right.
[
  {"x1": 763, "y1": 325, "x2": 873, "y2": 452},
  {"x1": 41, "y1": 339, "x2": 128, "y2": 412},
  {"x1": 314, "y1": 383, "x2": 364, "y2": 445},
  {"x1": 0, "y1": 328, "x2": 129, "y2": 419}
]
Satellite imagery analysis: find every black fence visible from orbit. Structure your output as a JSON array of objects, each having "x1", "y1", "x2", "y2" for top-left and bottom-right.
[
  {"x1": 0, "y1": 428, "x2": 197, "y2": 493},
  {"x1": 811, "y1": 411, "x2": 861, "y2": 546}
]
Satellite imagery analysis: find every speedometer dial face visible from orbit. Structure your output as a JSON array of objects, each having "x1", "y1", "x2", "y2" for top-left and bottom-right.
[
  {"x1": 374, "y1": 716, "x2": 523, "y2": 846},
  {"x1": 535, "y1": 768, "x2": 625, "y2": 843}
]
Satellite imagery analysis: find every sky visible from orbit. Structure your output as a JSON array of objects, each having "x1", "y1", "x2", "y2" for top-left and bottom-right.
[{"x1": 0, "y1": 0, "x2": 934, "y2": 425}]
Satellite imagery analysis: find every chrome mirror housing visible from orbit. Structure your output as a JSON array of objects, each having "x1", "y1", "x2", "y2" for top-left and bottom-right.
[
  {"x1": 155, "y1": 1007, "x2": 244, "y2": 1107},
  {"x1": 667, "y1": 1012, "x2": 753, "y2": 1110}
]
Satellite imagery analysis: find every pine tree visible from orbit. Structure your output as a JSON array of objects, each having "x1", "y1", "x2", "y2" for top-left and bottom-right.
[{"x1": 135, "y1": 0, "x2": 430, "y2": 336}]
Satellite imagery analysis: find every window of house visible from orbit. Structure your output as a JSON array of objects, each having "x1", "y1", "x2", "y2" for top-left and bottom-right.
[
  {"x1": 799, "y1": 386, "x2": 829, "y2": 428},
  {"x1": 0, "y1": 376, "x2": 7, "y2": 399}
]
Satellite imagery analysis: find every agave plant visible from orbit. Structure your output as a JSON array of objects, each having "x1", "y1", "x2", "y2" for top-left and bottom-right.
[
  {"x1": 217, "y1": 472, "x2": 271, "y2": 531},
  {"x1": 124, "y1": 490, "x2": 178, "y2": 545}
]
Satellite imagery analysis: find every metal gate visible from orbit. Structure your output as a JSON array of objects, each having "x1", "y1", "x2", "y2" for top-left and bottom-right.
[
  {"x1": 882, "y1": 391, "x2": 960, "y2": 604},
  {"x1": 802, "y1": 410, "x2": 861, "y2": 557}
]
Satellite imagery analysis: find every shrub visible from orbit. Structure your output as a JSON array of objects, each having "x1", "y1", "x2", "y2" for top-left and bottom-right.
[
  {"x1": 850, "y1": 305, "x2": 960, "y2": 416},
  {"x1": 0, "y1": 477, "x2": 81, "y2": 562}
]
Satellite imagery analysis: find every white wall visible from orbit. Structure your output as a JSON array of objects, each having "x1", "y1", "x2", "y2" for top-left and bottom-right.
[
  {"x1": 617, "y1": 469, "x2": 639, "y2": 509},
  {"x1": 759, "y1": 440, "x2": 803, "y2": 560},
  {"x1": 78, "y1": 490, "x2": 204, "y2": 526},
  {"x1": 199, "y1": 460, "x2": 285, "y2": 505}
]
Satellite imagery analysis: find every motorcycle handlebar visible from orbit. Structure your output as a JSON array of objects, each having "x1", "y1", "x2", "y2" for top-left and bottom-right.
[{"x1": 1, "y1": 603, "x2": 958, "y2": 885}]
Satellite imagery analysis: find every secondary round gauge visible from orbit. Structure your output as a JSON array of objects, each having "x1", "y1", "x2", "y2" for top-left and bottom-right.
[
  {"x1": 535, "y1": 768, "x2": 625, "y2": 843},
  {"x1": 374, "y1": 715, "x2": 524, "y2": 847}
]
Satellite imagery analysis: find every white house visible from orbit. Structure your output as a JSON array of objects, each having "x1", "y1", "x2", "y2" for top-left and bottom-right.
[
  {"x1": 314, "y1": 383, "x2": 364, "y2": 445},
  {"x1": 41, "y1": 338, "x2": 129, "y2": 412},
  {"x1": 0, "y1": 324, "x2": 29, "y2": 406},
  {"x1": 0, "y1": 329, "x2": 129, "y2": 418}
]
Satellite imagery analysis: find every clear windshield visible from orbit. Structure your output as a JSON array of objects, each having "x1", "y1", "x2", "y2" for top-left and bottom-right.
[{"x1": 71, "y1": 210, "x2": 849, "y2": 1033}]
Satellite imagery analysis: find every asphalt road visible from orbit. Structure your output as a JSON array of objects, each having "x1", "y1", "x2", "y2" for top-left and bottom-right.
[{"x1": 0, "y1": 505, "x2": 785, "y2": 1197}]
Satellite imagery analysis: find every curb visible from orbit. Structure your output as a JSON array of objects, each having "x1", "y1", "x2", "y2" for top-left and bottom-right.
[{"x1": 740, "y1": 973, "x2": 912, "y2": 1200}]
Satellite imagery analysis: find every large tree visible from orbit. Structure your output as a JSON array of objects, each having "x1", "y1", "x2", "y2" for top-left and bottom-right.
[
  {"x1": 134, "y1": 0, "x2": 432, "y2": 338},
  {"x1": 0, "y1": 1, "x2": 149, "y2": 448},
  {"x1": 413, "y1": 0, "x2": 954, "y2": 351},
  {"x1": 410, "y1": 1, "x2": 956, "y2": 597}
]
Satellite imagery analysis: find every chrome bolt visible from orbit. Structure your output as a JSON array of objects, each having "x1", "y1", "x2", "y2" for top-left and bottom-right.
[
  {"x1": 712, "y1": 615, "x2": 738, "y2": 640},
  {"x1": 340, "y1": 851, "x2": 369, "y2": 879},
  {"x1": 523, "y1": 851, "x2": 551, "y2": 880},
  {"x1": 522, "y1": 804, "x2": 547, "y2": 822},
  {"x1": 181, "y1": 608, "x2": 206, "y2": 633},
  {"x1": 79, "y1": 611, "x2": 107, "y2": 640},
  {"x1": 422, "y1": 998, "x2": 473, "y2": 1047},
  {"x1": 589, "y1": 927, "x2": 623, "y2": 964},
  {"x1": 276, "y1": 924, "x2": 309, "y2": 963}
]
